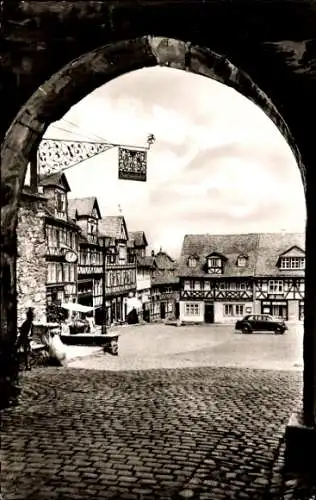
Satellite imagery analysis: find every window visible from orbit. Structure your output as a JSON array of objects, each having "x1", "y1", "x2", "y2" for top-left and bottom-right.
[
  {"x1": 64, "y1": 263, "x2": 70, "y2": 282},
  {"x1": 184, "y1": 303, "x2": 200, "y2": 316},
  {"x1": 224, "y1": 304, "x2": 234, "y2": 316},
  {"x1": 209, "y1": 257, "x2": 221, "y2": 267},
  {"x1": 224, "y1": 304, "x2": 244, "y2": 316},
  {"x1": 69, "y1": 264, "x2": 75, "y2": 282},
  {"x1": 55, "y1": 191, "x2": 66, "y2": 213},
  {"x1": 188, "y1": 256, "x2": 197, "y2": 268},
  {"x1": 88, "y1": 220, "x2": 97, "y2": 235},
  {"x1": 235, "y1": 304, "x2": 244, "y2": 316},
  {"x1": 57, "y1": 263, "x2": 63, "y2": 283},
  {"x1": 204, "y1": 280, "x2": 210, "y2": 291},
  {"x1": 208, "y1": 256, "x2": 222, "y2": 274},
  {"x1": 237, "y1": 256, "x2": 247, "y2": 267},
  {"x1": 184, "y1": 280, "x2": 190, "y2": 291},
  {"x1": 268, "y1": 280, "x2": 284, "y2": 294},
  {"x1": 47, "y1": 263, "x2": 56, "y2": 283},
  {"x1": 91, "y1": 251, "x2": 96, "y2": 265},
  {"x1": 280, "y1": 257, "x2": 305, "y2": 269},
  {"x1": 118, "y1": 245, "x2": 127, "y2": 263},
  {"x1": 194, "y1": 280, "x2": 201, "y2": 290}
]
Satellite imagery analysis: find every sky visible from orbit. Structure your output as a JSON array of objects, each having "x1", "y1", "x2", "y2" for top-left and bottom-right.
[{"x1": 38, "y1": 66, "x2": 306, "y2": 258}]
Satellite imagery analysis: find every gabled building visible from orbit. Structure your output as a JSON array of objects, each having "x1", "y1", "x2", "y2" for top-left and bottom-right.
[
  {"x1": 68, "y1": 197, "x2": 103, "y2": 323},
  {"x1": 129, "y1": 231, "x2": 156, "y2": 322},
  {"x1": 39, "y1": 172, "x2": 80, "y2": 321},
  {"x1": 254, "y1": 233, "x2": 305, "y2": 321},
  {"x1": 178, "y1": 232, "x2": 305, "y2": 324},
  {"x1": 151, "y1": 249, "x2": 180, "y2": 321},
  {"x1": 99, "y1": 216, "x2": 137, "y2": 326}
]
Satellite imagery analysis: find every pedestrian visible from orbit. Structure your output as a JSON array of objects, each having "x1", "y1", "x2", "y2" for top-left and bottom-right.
[{"x1": 17, "y1": 307, "x2": 34, "y2": 370}]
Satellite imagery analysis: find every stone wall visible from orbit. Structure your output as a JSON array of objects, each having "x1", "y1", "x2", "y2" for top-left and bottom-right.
[{"x1": 16, "y1": 193, "x2": 48, "y2": 326}]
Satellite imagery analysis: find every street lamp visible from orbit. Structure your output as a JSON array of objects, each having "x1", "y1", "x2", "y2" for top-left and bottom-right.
[{"x1": 101, "y1": 235, "x2": 112, "y2": 335}]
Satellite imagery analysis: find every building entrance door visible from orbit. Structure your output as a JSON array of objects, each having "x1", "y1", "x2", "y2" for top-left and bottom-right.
[
  {"x1": 204, "y1": 303, "x2": 214, "y2": 323},
  {"x1": 160, "y1": 302, "x2": 166, "y2": 319},
  {"x1": 175, "y1": 302, "x2": 180, "y2": 320}
]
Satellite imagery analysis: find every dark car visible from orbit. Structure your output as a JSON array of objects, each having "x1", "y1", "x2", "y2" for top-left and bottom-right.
[{"x1": 235, "y1": 314, "x2": 287, "y2": 334}]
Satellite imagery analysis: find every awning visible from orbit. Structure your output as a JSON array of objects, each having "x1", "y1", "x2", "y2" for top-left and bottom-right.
[{"x1": 61, "y1": 302, "x2": 95, "y2": 313}]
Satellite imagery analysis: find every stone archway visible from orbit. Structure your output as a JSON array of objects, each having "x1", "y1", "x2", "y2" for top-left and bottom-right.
[{"x1": 0, "y1": 36, "x2": 315, "y2": 469}]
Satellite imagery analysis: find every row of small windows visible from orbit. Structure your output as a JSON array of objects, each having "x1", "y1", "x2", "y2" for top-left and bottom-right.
[
  {"x1": 280, "y1": 257, "x2": 305, "y2": 269},
  {"x1": 187, "y1": 255, "x2": 305, "y2": 270},
  {"x1": 184, "y1": 303, "x2": 244, "y2": 317},
  {"x1": 183, "y1": 279, "x2": 305, "y2": 293},
  {"x1": 184, "y1": 280, "x2": 248, "y2": 291}
]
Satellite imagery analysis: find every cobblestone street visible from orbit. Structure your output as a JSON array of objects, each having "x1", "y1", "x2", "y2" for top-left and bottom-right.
[{"x1": 2, "y1": 324, "x2": 314, "y2": 499}]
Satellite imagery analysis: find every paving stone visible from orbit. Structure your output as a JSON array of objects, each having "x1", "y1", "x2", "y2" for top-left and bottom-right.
[{"x1": 1, "y1": 363, "x2": 314, "y2": 499}]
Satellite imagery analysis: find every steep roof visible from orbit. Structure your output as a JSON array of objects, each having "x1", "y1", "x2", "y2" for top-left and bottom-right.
[
  {"x1": 98, "y1": 216, "x2": 128, "y2": 240},
  {"x1": 68, "y1": 197, "x2": 101, "y2": 220},
  {"x1": 154, "y1": 250, "x2": 177, "y2": 271},
  {"x1": 137, "y1": 256, "x2": 156, "y2": 268},
  {"x1": 256, "y1": 233, "x2": 305, "y2": 277},
  {"x1": 39, "y1": 172, "x2": 70, "y2": 192},
  {"x1": 179, "y1": 233, "x2": 259, "y2": 277},
  {"x1": 178, "y1": 232, "x2": 305, "y2": 278},
  {"x1": 129, "y1": 231, "x2": 148, "y2": 247},
  {"x1": 151, "y1": 250, "x2": 179, "y2": 286}
]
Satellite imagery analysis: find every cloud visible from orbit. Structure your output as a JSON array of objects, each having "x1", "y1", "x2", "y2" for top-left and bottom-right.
[{"x1": 43, "y1": 66, "x2": 305, "y2": 257}]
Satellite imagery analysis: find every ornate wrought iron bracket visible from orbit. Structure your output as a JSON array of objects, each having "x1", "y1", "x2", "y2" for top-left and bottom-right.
[{"x1": 37, "y1": 135, "x2": 156, "y2": 177}]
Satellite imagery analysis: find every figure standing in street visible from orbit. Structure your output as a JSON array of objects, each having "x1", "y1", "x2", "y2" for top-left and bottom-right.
[{"x1": 17, "y1": 307, "x2": 34, "y2": 370}]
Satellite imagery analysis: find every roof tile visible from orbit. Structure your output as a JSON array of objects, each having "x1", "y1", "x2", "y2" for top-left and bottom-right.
[{"x1": 179, "y1": 232, "x2": 305, "y2": 278}]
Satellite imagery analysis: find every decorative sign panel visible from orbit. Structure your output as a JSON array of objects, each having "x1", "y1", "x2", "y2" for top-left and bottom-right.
[{"x1": 118, "y1": 147, "x2": 147, "y2": 182}]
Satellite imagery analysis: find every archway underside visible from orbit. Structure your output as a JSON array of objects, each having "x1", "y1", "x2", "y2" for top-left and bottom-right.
[{"x1": 0, "y1": 37, "x2": 315, "y2": 468}]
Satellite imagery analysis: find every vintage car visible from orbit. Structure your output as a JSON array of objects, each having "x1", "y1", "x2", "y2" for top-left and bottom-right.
[{"x1": 235, "y1": 314, "x2": 287, "y2": 334}]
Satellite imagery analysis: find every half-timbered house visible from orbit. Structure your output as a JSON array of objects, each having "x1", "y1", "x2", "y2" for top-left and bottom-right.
[
  {"x1": 254, "y1": 233, "x2": 305, "y2": 321},
  {"x1": 178, "y1": 234, "x2": 257, "y2": 324},
  {"x1": 178, "y1": 232, "x2": 305, "y2": 324},
  {"x1": 128, "y1": 231, "x2": 155, "y2": 322},
  {"x1": 151, "y1": 250, "x2": 180, "y2": 321},
  {"x1": 99, "y1": 216, "x2": 137, "y2": 326},
  {"x1": 39, "y1": 173, "x2": 80, "y2": 321},
  {"x1": 68, "y1": 197, "x2": 103, "y2": 323}
]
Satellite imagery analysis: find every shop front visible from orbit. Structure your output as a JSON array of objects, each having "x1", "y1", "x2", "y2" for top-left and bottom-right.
[{"x1": 261, "y1": 300, "x2": 288, "y2": 320}]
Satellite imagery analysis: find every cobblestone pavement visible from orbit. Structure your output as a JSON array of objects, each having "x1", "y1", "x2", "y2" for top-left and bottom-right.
[{"x1": 2, "y1": 365, "x2": 316, "y2": 500}]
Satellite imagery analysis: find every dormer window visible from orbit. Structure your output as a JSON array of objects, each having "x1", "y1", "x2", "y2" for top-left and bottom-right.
[
  {"x1": 56, "y1": 191, "x2": 66, "y2": 214},
  {"x1": 237, "y1": 255, "x2": 247, "y2": 267},
  {"x1": 88, "y1": 220, "x2": 97, "y2": 235},
  {"x1": 207, "y1": 255, "x2": 223, "y2": 274},
  {"x1": 188, "y1": 256, "x2": 198, "y2": 268},
  {"x1": 280, "y1": 257, "x2": 305, "y2": 270}
]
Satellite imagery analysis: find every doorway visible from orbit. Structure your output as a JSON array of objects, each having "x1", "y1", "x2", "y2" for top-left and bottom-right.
[
  {"x1": 160, "y1": 302, "x2": 166, "y2": 320},
  {"x1": 204, "y1": 303, "x2": 214, "y2": 323}
]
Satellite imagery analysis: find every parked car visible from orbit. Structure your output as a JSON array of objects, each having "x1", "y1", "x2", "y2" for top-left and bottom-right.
[{"x1": 235, "y1": 314, "x2": 287, "y2": 334}]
